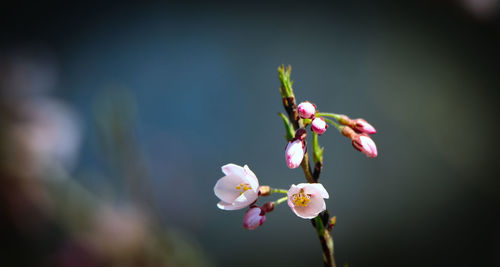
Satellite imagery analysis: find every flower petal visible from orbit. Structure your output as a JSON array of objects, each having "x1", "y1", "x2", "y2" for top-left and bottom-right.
[
  {"x1": 233, "y1": 189, "x2": 258, "y2": 207},
  {"x1": 243, "y1": 207, "x2": 266, "y2": 230},
  {"x1": 221, "y1": 163, "x2": 245, "y2": 177},
  {"x1": 287, "y1": 183, "x2": 329, "y2": 219},
  {"x1": 304, "y1": 183, "x2": 329, "y2": 199},
  {"x1": 292, "y1": 196, "x2": 326, "y2": 219},
  {"x1": 243, "y1": 165, "x2": 259, "y2": 190},
  {"x1": 217, "y1": 200, "x2": 247, "y2": 210},
  {"x1": 287, "y1": 184, "x2": 301, "y2": 197},
  {"x1": 214, "y1": 174, "x2": 245, "y2": 203},
  {"x1": 285, "y1": 140, "x2": 305, "y2": 169}
]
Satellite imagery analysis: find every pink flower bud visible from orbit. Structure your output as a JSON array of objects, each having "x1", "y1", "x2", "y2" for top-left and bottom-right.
[
  {"x1": 297, "y1": 101, "x2": 316, "y2": 119},
  {"x1": 243, "y1": 206, "x2": 266, "y2": 230},
  {"x1": 311, "y1": 117, "x2": 327, "y2": 135},
  {"x1": 285, "y1": 139, "x2": 305, "y2": 169},
  {"x1": 352, "y1": 134, "x2": 378, "y2": 158},
  {"x1": 353, "y1": 119, "x2": 376, "y2": 134}
]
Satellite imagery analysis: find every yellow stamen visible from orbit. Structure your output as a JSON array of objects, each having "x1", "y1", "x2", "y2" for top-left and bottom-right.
[
  {"x1": 292, "y1": 189, "x2": 311, "y2": 207},
  {"x1": 236, "y1": 183, "x2": 252, "y2": 195}
]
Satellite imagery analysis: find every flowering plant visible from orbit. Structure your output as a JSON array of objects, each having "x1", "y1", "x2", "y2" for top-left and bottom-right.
[{"x1": 214, "y1": 65, "x2": 378, "y2": 266}]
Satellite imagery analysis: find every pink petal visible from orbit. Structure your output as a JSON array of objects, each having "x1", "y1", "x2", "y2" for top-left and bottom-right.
[
  {"x1": 311, "y1": 117, "x2": 327, "y2": 135},
  {"x1": 304, "y1": 183, "x2": 329, "y2": 199},
  {"x1": 287, "y1": 183, "x2": 329, "y2": 219},
  {"x1": 360, "y1": 135, "x2": 378, "y2": 158},
  {"x1": 354, "y1": 119, "x2": 376, "y2": 134},
  {"x1": 285, "y1": 140, "x2": 305, "y2": 169},
  {"x1": 287, "y1": 184, "x2": 301, "y2": 196},
  {"x1": 297, "y1": 101, "x2": 316, "y2": 119},
  {"x1": 292, "y1": 195, "x2": 326, "y2": 219},
  {"x1": 243, "y1": 207, "x2": 266, "y2": 230}
]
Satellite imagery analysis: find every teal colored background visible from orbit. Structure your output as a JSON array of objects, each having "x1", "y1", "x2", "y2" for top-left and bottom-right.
[{"x1": 1, "y1": 1, "x2": 499, "y2": 266}]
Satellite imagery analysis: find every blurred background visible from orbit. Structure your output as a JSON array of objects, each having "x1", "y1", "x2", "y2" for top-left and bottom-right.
[{"x1": 1, "y1": 1, "x2": 499, "y2": 266}]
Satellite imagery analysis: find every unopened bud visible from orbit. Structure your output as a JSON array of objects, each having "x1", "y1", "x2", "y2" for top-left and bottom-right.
[
  {"x1": 258, "y1": 186, "x2": 271, "y2": 196},
  {"x1": 311, "y1": 117, "x2": 327, "y2": 135},
  {"x1": 352, "y1": 119, "x2": 376, "y2": 134},
  {"x1": 297, "y1": 101, "x2": 316, "y2": 119},
  {"x1": 327, "y1": 216, "x2": 337, "y2": 231},
  {"x1": 261, "y1": 202, "x2": 275, "y2": 213},
  {"x1": 285, "y1": 139, "x2": 305, "y2": 169},
  {"x1": 352, "y1": 134, "x2": 378, "y2": 158},
  {"x1": 243, "y1": 206, "x2": 266, "y2": 230}
]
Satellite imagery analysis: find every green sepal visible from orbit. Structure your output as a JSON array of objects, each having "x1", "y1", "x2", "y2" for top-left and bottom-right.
[
  {"x1": 312, "y1": 132, "x2": 324, "y2": 164},
  {"x1": 278, "y1": 112, "x2": 295, "y2": 141}
]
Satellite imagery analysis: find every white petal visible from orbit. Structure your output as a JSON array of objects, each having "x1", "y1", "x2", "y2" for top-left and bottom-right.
[
  {"x1": 243, "y1": 165, "x2": 259, "y2": 190},
  {"x1": 304, "y1": 183, "x2": 329, "y2": 199},
  {"x1": 221, "y1": 163, "x2": 245, "y2": 177},
  {"x1": 287, "y1": 184, "x2": 301, "y2": 197},
  {"x1": 217, "y1": 201, "x2": 247, "y2": 210},
  {"x1": 287, "y1": 197, "x2": 295, "y2": 210},
  {"x1": 233, "y1": 189, "x2": 258, "y2": 207},
  {"x1": 214, "y1": 174, "x2": 245, "y2": 203},
  {"x1": 294, "y1": 183, "x2": 307, "y2": 189}
]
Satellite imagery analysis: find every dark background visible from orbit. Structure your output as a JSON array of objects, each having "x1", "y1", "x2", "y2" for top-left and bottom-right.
[{"x1": 1, "y1": 1, "x2": 500, "y2": 266}]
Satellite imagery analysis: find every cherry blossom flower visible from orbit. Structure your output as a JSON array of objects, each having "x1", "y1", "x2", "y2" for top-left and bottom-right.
[
  {"x1": 297, "y1": 101, "x2": 316, "y2": 119},
  {"x1": 311, "y1": 117, "x2": 328, "y2": 135},
  {"x1": 214, "y1": 164, "x2": 259, "y2": 210},
  {"x1": 287, "y1": 183, "x2": 329, "y2": 219},
  {"x1": 243, "y1": 206, "x2": 266, "y2": 230},
  {"x1": 285, "y1": 139, "x2": 305, "y2": 169},
  {"x1": 352, "y1": 134, "x2": 378, "y2": 158}
]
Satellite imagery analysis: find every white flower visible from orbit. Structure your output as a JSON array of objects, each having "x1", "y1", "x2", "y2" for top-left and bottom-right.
[
  {"x1": 214, "y1": 163, "x2": 259, "y2": 210},
  {"x1": 287, "y1": 183, "x2": 329, "y2": 219}
]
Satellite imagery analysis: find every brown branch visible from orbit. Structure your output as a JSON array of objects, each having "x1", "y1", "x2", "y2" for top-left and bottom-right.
[
  {"x1": 280, "y1": 93, "x2": 336, "y2": 267},
  {"x1": 313, "y1": 161, "x2": 323, "y2": 181},
  {"x1": 301, "y1": 151, "x2": 315, "y2": 183},
  {"x1": 282, "y1": 97, "x2": 300, "y2": 129},
  {"x1": 317, "y1": 229, "x2": 335, "y2": 267}
]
